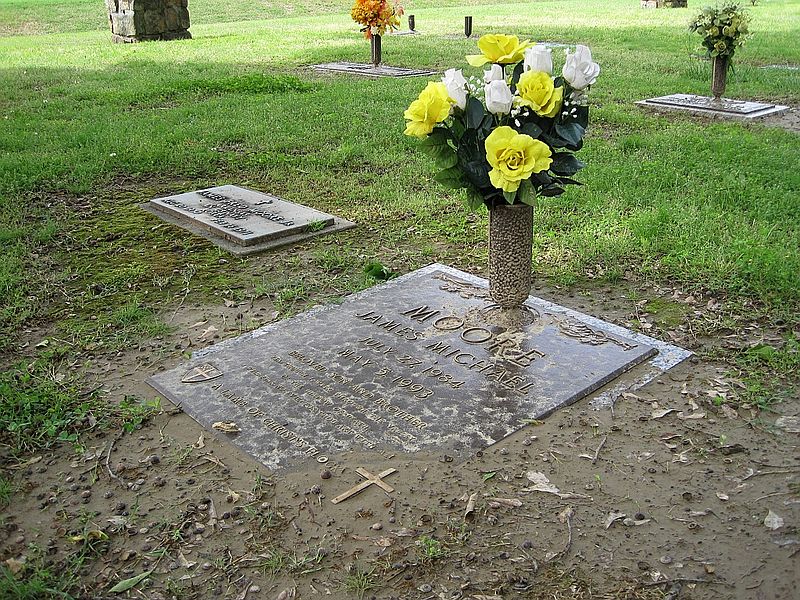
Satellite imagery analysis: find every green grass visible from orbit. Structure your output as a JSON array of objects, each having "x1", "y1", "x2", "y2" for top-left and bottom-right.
[
  {"x1": 0, "y1": 361, "x2": 99, "y2": 453},
  {"x1": 0, "y1": 547, "x2": 78, "y2": 600},
  {"x1": 0, "y1": 1, "x2": 798, "y2": 369}
]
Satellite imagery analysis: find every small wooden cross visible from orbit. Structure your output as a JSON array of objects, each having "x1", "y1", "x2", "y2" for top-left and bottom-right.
[{"x1": 330, "y1": 467, "x2": 397, "y2": 505}]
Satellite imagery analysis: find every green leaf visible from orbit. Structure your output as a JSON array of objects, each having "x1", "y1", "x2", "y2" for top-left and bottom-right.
[
  {"x1": 550, "y1": 153, "x2": 585, "y2": 176},
  {"x1": 466, "y1": 188, "x2": 485, "y2": 210},
  {"x1": 434, "y1": 167, "x2": 466, "y2": 189},
  {"x1": 109, "y1": 570, "x2": 153, "y2": 593},
  {"x1": 555, "y1": 121, "x2": 585, "y2": 147},
  {"x1": 520, "y1": 122, "x2": 542, "y2": 138},
  {"x1": 420, "y1": 129, "x2": 449, "y2": 147},
  {"x1": 435, "y1": 150, "x2": 458, "y2": 169},
  {"x1": 539, "y1": 184, "x2": 565, "y2": 197},
  {"x1": 510, "y1": 62, "x2": 525, "y2": 89},
  {"x1": 502, "y1": 189, "x2": 517, "y2": 204},
  {"x1": 465, "y1": 96, "x2": 485, "y2": 129},
  {"x1": 518, "y1": 180, "x2": 537, "y2": 206},
  {"x1": 482, "y1": 471, "x2": 497, "y2": 482}
]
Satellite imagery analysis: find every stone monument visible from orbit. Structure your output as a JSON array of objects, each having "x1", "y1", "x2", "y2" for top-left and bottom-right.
[
  {"x1": 148, "y1": 264, "x2": 690, "y2": 472},
  {"x1": 105, "y1": 0, "x2": 191, "y2": 43}
]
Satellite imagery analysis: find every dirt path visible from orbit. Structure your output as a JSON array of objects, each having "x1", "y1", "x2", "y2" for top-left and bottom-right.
[{"x1": 2, "y1": 281, "x2": 798, "y2": 599}]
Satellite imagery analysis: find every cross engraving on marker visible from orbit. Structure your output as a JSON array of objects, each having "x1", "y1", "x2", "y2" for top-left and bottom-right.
[
  {"x1": 181, "y1": 363, "x2": 223, "y2": 384},
  {"x1": 330, "y1": 467, "x2": 397, "y2": 504}
]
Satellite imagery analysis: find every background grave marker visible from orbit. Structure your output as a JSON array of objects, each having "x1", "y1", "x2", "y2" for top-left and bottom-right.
[
  {"x1": 143, "y1": 185, "x2": 355, "y2": 254},
  {"x1": 312, "y1": 62, "x2": 435, "y2": 78},
  {"x1": 637, "y1": 93, "x2": 789, "y2": 120}
]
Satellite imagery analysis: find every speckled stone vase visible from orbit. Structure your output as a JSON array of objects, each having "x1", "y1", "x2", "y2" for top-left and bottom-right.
[
  {"x1": 711, "y1": 55, "x2": 729, "y2": 100},
  {"x1": 488, "y1": 203, "x2": 533, "y2": 308}
]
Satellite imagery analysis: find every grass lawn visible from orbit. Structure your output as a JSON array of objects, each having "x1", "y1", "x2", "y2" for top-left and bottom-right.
[{"x1": 0, "y1": 0, "x2": 797, "y2": 381}]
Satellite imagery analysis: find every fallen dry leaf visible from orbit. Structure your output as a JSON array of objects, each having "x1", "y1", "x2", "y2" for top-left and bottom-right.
[
  {"x1": 488, "y1": 497, "x2": 523, "y2": 508},
  {"x1": 775, "y1": 416, "x2": 800, "y2": 434},
  {"x1": 678, "y1": 411, "x2": 706, "y2": 420},
  {"x1": 651, "y1": 408, "x2": 676, "y2": 419},
  {"x1": 605, "y1": 511, "x2": 626, "y2": 529},
  {"x1": 212, "y1": 421, "x2": 240, "y2": 433},
  {"x1": 4, "y1": 558, "x2": 25, "y2": 575},
  {"x1": 522, "y1": 472, "x2": 591, "y2": 500},
  {"x1": 764, "y1": 510, "x2": 784, "y2": 530},
  {"x1": 199, "y1": 325, "x2": 219, "y2": 340}
]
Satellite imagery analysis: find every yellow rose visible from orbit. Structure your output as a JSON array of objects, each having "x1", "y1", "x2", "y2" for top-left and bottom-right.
[
  {"x1": 466, "y1": 34, "x2": 531, "y2": 67},
  {"x1": 485, "y1": 126, "x2": 552, "y2": 193},
  {"x1": 516, "y1": 71, "x2": 563, "y2": 117},
  {"x1": 403, "y1": 82, "x2": 453, "y2": 139}
]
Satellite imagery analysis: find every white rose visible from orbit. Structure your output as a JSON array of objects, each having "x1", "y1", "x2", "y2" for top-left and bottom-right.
[
  {"x1": 484, "y1": 64, "x2": 504, "y2": 84},
  {"x1": 485, "y1": 80, "x2": 514, "y2": 114},
  {"x1": 523, "y1": 44, "x2": 553, "y2": 74},
  {"x1": 562, "y1": 44, "x2": 600, "y2": 90},
  {"x1": 441, "y1": 68, "x2": 467, "y2": 110}
]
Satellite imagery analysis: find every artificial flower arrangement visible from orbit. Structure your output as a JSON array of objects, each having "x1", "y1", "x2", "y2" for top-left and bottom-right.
[
  {"x1": 351, "y1": 0, "x2": 404, "y2": 39},
  {"x1": 403, "y1": 34, "x2": 600, "y2": 210},
  {"x1": 689, "y1": 3, "x2": 751, "y2": 58}
]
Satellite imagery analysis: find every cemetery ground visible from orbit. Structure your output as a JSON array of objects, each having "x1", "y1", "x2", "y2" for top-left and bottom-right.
[{"x1": 0, "y1": 0, "x2": 798, "y2": 598}]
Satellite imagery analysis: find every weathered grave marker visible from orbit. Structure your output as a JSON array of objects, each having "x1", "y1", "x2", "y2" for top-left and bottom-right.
[
  {"x1": 148, "y1": 265, "x2": 690, "y2": 472},
  {"x1": 143, "y1": 185, "x2": 355, "y2": 254},
  {"x1": 312, "y1": 62, "x2": 435, "y2": 78},
  {"x1": 637, "y1": 93, "x2": 789, "y2": 120}
]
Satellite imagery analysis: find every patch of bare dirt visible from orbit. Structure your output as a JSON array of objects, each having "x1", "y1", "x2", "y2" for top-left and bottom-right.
[{"x1": 2, "y1": 279, "x2": 798, "y2": 600}]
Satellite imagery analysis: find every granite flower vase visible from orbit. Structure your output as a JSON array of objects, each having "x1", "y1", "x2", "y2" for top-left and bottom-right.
[
  {"x1": 711, "y1": 55, "x2": 729, "y2": 100},
  {"x1": 371, "y1": 34, "x2": 382, "y2": 67},
  {"x1": 488, "y1": 203, "x2": 533, "y2": 308}
]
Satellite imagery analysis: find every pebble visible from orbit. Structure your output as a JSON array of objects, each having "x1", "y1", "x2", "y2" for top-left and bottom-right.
[
  {"x1": 310, "y1": 485, "x2": 321, "y2": 495},
  {"x1": 499, "y1": 448, "x2": 509, "y2": 455},
  {"x1": 138, "y1": 527, "x2": 149, "y2": 535},
  {"x1": 193, "y1": 523, "x2": 206, "y2": 534},
  {"x1": 388, "y1": 517, "x2": 396, "y2": 523},
  {"x1": 371, "y1": 522, "x2": 383, "y2": 531},
  {"x1": 103, "y1": 491, "x2": 114, "y2": 499},
  {"x1": 81, "y1": 490, "x2": 91, "y2": 498},
  {"x1": 201, "y1": 562, "x2": 213, "y2": 571},
  {"x1": 418, "y1": 584, "x2": 432, "y2": 592},
  {"x1": 320, "y1": 470, "x2": 332, "y2": 480},
  {"x1": 68, "y1": 484, "x2": 79, "y2": 492},
  {"x1": 198, "y1": 503, "x2": 209, "y2": 512},
  {"x1": 250, "y1": 585, "x2": 260, "y2": 593},
  {"x1": 14, "y1": 535, "x2": 25, "y2": 544},
  {"x1": 65, "y1": 475, "x2": 74, "y2": 483},
  {"x1": 521, "y1": 540, "x2": 533, "y2": 549},
  {"x1": 115, "y1": 502, "x2": 126, "y2": 513},
  {"x1": 659, "y1": 555, "x2": 673, "y2": 565}
]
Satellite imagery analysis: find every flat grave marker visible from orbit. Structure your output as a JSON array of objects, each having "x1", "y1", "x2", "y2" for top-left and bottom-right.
[
  {"x1": 143, "y1": 185, "x2": 355, "y2": 255},
  {"x1": 637, "y1": 93, "x2": 789, "y2": 120},
  {"x1": 148, "y1": 265, "x2": 690, "y2": 472},
  {"x1": 312, "y1": 62, "x2": 435, "y2": 78}
]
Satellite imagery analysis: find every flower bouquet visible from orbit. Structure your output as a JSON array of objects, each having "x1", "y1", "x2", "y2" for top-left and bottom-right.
[
  {"x1": 403, "y1": 34, "x2": 600, "y2": 307},
  {"x1": 351, "y1": 0, "x2": 404, "y2": 66},
  {"x1": 689, "y1": 4, "x2": 752, "y2": 98}
]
